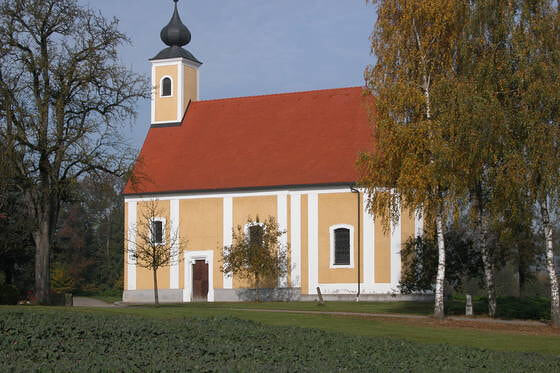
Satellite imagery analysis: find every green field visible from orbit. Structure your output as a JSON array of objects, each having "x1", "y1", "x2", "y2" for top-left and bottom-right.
[{"x1": 1, "y1": 307, "x2": 559, "y2": 372}]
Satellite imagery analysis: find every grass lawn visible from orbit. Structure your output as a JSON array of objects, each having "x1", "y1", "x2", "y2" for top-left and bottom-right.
[{"x1": 58, "y1": 302, "x2": 560, "y2": 356}]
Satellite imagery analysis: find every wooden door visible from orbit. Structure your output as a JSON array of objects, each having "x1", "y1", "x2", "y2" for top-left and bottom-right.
[{"x1": 192, "y1": 260, "x2": 209, "y2": 301}]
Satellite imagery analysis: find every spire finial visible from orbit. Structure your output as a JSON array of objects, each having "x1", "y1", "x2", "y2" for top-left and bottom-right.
[{"x1": 160, "y1": 0, "x2": 191, "y2": 47}]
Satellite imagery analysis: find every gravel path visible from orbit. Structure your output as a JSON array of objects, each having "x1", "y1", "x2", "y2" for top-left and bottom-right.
[
  {"x1": 73, "y1": 297, "x2": 117, "y2": 307},
  {"x1": 230, "y1": 308, "x2": 548, "y2": 326}
]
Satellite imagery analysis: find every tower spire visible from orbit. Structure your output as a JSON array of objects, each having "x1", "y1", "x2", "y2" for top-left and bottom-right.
[{"x1": 160, "y1": 0, "x2": 191, "y2": 47}]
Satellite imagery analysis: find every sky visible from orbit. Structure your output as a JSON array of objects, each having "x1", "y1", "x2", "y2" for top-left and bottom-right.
[{"x1": 82, "y1": 0, "x2": 377, "y2": 148}]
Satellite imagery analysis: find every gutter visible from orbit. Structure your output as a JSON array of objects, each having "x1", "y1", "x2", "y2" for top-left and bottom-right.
[{"x1": 350, "y1": 185, "x2": 361, "y2": 302}]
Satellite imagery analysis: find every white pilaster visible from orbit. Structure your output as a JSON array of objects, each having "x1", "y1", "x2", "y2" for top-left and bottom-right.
[
  {"x1": 223, "y1": 197, "x2": 233, "y2": 289},
  {"x1": 362, "y1": 192, "x2": 375, "y2": 285},
  {"x1": 308, "y1": 193, "x2": 319, "y2": 294},
  {"x1": 391, "y1": 199, "x2": 402, "y2": 287},
  {"x1": 290, "y1": 194, "x2": 301, "y2": 288},
  {"x1": 170, "y1": 199, "x2": 180, "y2": 289},
  {"x1": 127, "y1": 201, "x2": 137, "y2": 291},
  {"x1": 277, "y1": 193, "x2": 288, "y2": 287},
  {"x1": 177, "y1": 62, "x2": 184, "y2": 121}
]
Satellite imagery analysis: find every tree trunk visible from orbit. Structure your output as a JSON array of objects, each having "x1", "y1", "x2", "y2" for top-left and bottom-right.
[
  {"x1": 33, "y1": 219, "x2": 51, "y2": 305},
  {"x1": 153, "y1": 268, "x2": 159, "y2": 307},
  {"x1": 434, "y1": 213, "x2": 446, "y2": 319},
  {"x1": 541, "y1": 202, "x2": 560, "y2": 328},
  {"x1": 479, "y1": 211, "x2": 497, "y2": 318},
  {"x1": 255, "y1": 274, "x2": 260, "y2": 302}
]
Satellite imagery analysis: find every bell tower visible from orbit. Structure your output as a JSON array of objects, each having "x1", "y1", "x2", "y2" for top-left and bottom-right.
[{"x1": 150, "y1": 0, "x2": 201, "y2": 126}]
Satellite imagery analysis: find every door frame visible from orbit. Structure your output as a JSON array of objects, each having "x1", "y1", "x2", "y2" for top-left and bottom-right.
[{"x1": 184, "y1": 250, "x2": 214, "y2": 302}]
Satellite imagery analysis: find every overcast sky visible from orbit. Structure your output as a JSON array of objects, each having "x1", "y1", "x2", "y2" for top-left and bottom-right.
[{"x1": 82, "y1": 0, "x2": 377, "y2": 148}]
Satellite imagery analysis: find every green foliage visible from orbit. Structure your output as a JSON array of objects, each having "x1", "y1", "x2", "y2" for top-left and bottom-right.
[
  {"x1": 222, "y1": 216, "x2": 288, "y2": 299},
  {"x1": 400, "y1": 231, "x2": 483, "y2": 295},
  {"x1": 0, "y1": 284, "x2": 19, "y2": 305},
  {"x1": 1, "y1": 310, "x2": 559, "y2": 372},
  {"x1": 446, "y1": 295, "x2": 551, "y2": 321}
]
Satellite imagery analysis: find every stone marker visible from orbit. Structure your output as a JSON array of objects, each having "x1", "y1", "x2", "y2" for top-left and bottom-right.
[
  {"x1": 65, "y1": 293, "x2": 73, "y2": 307},
  {"x1": 316, "y1": 287, "x2": 325, "y2": 305},
  {"x1": 466, "y1": 294, "x2": 473, "y2": 316}
]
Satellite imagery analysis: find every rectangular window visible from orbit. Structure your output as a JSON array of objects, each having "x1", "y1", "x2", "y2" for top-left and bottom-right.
[
  {"x1": 152, "y1": 220, "x2": 163, "y2": 244},
  {"x1": 334, "y1": 228, "x2": 350, "y2": 265}
]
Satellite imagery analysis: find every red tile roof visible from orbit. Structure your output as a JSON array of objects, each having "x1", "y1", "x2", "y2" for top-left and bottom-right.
[{"x1": 124, "y1": 86, "x2": 374, "y2": 195}]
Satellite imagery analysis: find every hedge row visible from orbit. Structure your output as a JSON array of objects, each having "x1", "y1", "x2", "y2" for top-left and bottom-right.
[{"x1": 1, "y1": 309, "x2": 559, "y2": 372}]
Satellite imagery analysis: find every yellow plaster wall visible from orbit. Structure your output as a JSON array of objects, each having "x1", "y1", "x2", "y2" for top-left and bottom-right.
[
  {"x1": 300, "y1": 195, "x2": 308, "y2": 294},
  {"x1": 232, "y1": 195, "x2": 277, "y2": 288},
  {"x1": 374, "y1": 217, "x2": 391, "y2": 283},
  {"x1": 180, "y1": 198, "x2": 223, "y2": 290},
  {"x1": 155, "y1": 65, "x2": 178, "y2": 122},
  {"x1": 184, "y1": 65, "x2": 198, "y2": 105},
  {"x1": 401, "y1": 208, "x2": 416, "y2": 274},
  {"x1": 135, "y1": 200, "x2": 171, "y2": 290},
  {"x1": 318, "y1": 193, "x2": 360, "y2": 284}
]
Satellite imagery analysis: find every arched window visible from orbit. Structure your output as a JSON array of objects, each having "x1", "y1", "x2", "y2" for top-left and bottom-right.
[
  {"x1": 161, "y1": 77, "x2": 172, "y2": 97},
  {"x1": 329, "y1": 224, "x2": 354, "y2": 268}
]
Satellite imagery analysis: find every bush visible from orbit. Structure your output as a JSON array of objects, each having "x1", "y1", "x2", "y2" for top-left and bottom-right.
[
  {"x1": 446, "y1": 295, "x2": 551, "y2": 320},
  {"x1": 0, "y1": 284, "x2": 19, "y2": 305}
]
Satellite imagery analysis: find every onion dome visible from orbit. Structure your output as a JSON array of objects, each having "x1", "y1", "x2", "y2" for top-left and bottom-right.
[
  {"x1": 151, "y1": 0, "x2": 202, "y2": 64},
  {"x1": 160, "y1": 0, "x2": 191, "y2": 47}
]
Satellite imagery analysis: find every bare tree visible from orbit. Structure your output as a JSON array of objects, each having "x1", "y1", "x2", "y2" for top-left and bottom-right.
[
  {"x1": 0, "y1": 0, "x2": 148, "y2": 304},
  {"x1": 221, "y1": 216, "x2": 288, "y2": 301},
  {"x1": 127, "y1": 200, "x2": 184, "y2": 306}
]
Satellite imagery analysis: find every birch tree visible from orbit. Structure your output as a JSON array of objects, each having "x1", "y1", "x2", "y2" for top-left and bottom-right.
[
  {"x1": 360, "y1": 0, "x2": 466, "y2": 318},
  {"x1": 512, "y1": 0, "x2": 560, "y2": 327},
  {"x1": 438, "y1": 0, "x2": 518, "y2": 318},
  {"x1": 0, "y1": 0, "x2": 148, "y2": 304}
]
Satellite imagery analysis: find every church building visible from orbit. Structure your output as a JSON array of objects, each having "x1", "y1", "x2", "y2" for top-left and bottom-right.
[{"x1": 123, "y1": 1, "x2": 422, "y2": 303}]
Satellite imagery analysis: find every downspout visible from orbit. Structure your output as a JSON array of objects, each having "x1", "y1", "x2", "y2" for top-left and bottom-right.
[{"x1": 350, "y1": 186, "x2": 361, "y2": 302}]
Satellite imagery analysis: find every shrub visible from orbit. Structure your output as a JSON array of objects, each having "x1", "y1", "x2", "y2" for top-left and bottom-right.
[
  {"x1": 446, "y1": 295, "x2": 551, "y2": 320},
  {"x1": 0, "y1": 284, "x2": 19, "y2": 305}
]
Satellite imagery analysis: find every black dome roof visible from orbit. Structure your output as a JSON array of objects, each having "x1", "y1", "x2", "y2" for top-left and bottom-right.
[{"x1": 152, "y1": 1, "x2": 201, "y2": 64}]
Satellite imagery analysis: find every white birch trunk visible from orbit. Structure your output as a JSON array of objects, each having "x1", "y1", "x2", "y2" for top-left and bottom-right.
[
  {"x1": 434, "y1": 213, "x2": 446, "y2": 319},
  {"x1": 479, "y1": 211, "x2": 497, "y2": 318},
  {"x1": 541, "y1": 202, "x2": 560, "y2": 328}
]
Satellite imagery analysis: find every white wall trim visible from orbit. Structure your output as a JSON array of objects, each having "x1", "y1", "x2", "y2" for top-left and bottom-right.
[
  {"x1": 290, "y1": 193, "x2": 301, "y2": 287},
  {"x1": 329, "y1": 224, "x2": 354, "y2": 269},
  {"x1": 308, "y1": 193, "x2": 319, "y2": 294},
  {"x1": 363, "y1": 193, "x2": 375, "y2": 284},
  {"x1": 170, "y1": 199, "x2": 180, "y2": 289},
  {"x1": 124, "y1": 187, "x2": 353, "y2": 203},
  {"x1": 152, "y1": 58, "x2": 201, "y2": 68},
  {"x1": 127, "y1": 202, "x2": 137, "y2": 291},
  {"x1": 317, "y1": 283, "x2": 400, "y2": 294},
  {"x1": 277, "y1": 193, "x2": 288, "y2": 287},
  {"x1": 391, "y1": 199, "x2": 402, "y2": 286},
  {"x1": 150, "y1": 65, "x2": 156, "y2": 124},
  {"x1": 159, "y1": 75, "x2": 174, "y2": 98},
  {"x1": 196, "y1": 67, "x2": 200, "y2": 101},
  {"x1": 183, "y1": 250, "x2": 214, "y2": 302},
  {"x1": 177, "y1": 63, "x2": 184, "y2": 121},
  {"x1": 222, "y1": 197, "x2": 233, "y2": 289}
]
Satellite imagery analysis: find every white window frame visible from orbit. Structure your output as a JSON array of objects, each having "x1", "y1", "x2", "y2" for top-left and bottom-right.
[
  {"x1": 160, "y1": 76, "x2": 173, "y2": 98},
  {"x1": 329, "y1": 224, "x2": 354, "y2": 269},
  {"x1": 151, "y1": 217, "x2": 166, "y2": 245}
]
